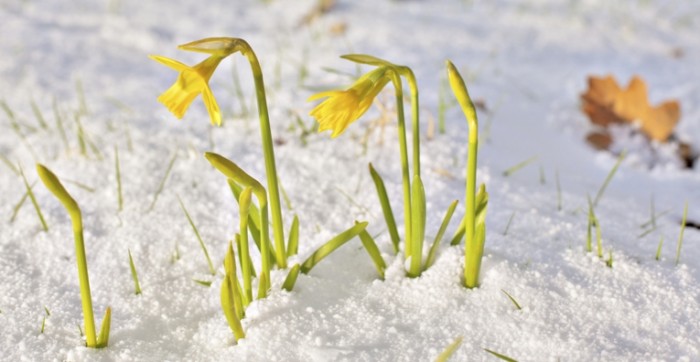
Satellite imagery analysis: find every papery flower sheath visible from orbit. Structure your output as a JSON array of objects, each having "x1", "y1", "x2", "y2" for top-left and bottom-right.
[
  {"x1": 150, "y1": 54, "x2": 225, "y2": 126},
  {"x1": 308, "y1": 66, "x2": 391, "y2": 138}
]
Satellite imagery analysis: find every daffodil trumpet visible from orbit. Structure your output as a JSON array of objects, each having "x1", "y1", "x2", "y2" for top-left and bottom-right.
[
  {"x1": 150, "y1": 37, "x2": 287, "y2": 269},
  {"x1": 446, "y1": 60, "x2": 489, "y2": 289}
]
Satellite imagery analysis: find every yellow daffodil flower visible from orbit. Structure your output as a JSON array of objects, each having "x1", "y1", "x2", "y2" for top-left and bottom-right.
[
  {"x1": 308, "y1": 66, "x2": 391, "y2": 138},
  {"x1": 149, "y1": 54, "x2": 225, "y2": 125}
]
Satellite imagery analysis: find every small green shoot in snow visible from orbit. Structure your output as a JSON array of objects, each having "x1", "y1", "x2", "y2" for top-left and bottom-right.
[
  {"x1": 435, "y1": 336, "x2": 463, "y2": 362},
  {"x1": 128, "y1": 249, "x2": 142, "y2": 295},
  {"x1": 676, "y1": 202, "x2": 688, "y2": 266},
  {"x1": 178, "y1": 195, "x2": 216, "y2": 275},
  {"x1": 502, "y1": 156, "x2": 538, "y2": 177},
  {"x1": 501, "y1": 289, "x2": 522, "y2": 310}
]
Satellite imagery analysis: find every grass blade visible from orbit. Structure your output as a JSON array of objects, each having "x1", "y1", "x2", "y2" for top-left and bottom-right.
[
  {"x1": 484, "y1": 348, "x2": 518, "y2": 362},
  {"x1": 502, "y1": 211, "x2": 515, "y2": 236},
  {"x1": 115, "y1": 146, "x2": 123, "y2": 211},
  {"x1": 95, "y1": 307, "x2": 111, "y2": 348},
  {"x1": 221, "y1": 242, "x2": 245, "y2": 340},
  {"x1": 10, "y1": 182, "x2": 33, "y2": 223},
  {"x1": 30, "y1": 99, "x2": 49, "y2": 129},
  {"x1": 676, "y1": 202, "x2": 688, "y2": 265},
  {"x1": 0, "y1": 154, "x2": 20, "y2": 175},
  {"x1": 408, "y1": 174, "x2": 426, "y2": 277},
  {"x1": 287, "y1": 214, "x2": 300, "y2": 257},
  {"x1": 501, "y1": 289, "x2": 522, "y2": 310},
  {"x1": 52, "y1": 97, "x2": 70, "y2": 151},
  {"x1": 655, "y1": 236, "x2": 664, "y2": 261},
  {"x1": 357, "y1": 227, "x2": 387, "y2": 279},
  {"x1": 369, "y1": 163, "x2": 400, "y2": 254},
  {"x1": 148, "y1": 151, "x2": 177, "y2": 211},
  {"x1": 425, "y1": 200, "x2": 458, "y2": 270},
  {"x1": 20, "y1": 165, "x2": 48, "y2": 232},
  {"x1": 435, "y1": 336, "x2": 463, "y2": 362},
  {"x1": 593, "y1": 150, "x2": 626, "y2": 207},
  {"x1": 128, "y1": 249, "x2": 142, "y2": 295},
  {"x1": 555, "y1": 169, "x2": 562, "y2": 211},
  {"x1": 301, "y1": 222, "x2": 368, "y2": 274},
  {"x1": 177, "y1": 195, "x2": 215, "y2": 275},
  {"x1": 502, "y1": 156, "x2": 538, "y2": 177},
  {"x1": 282, "y1": 263, "x2": 301, "y2": 292}
]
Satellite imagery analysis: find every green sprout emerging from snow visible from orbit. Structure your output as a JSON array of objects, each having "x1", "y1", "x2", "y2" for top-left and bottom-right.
[{"x1": 36, "y1": 164, "x2": 111, "y2": 348}]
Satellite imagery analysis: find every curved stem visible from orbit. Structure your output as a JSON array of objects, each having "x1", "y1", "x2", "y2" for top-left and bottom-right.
[
  {"x1": 389, "y1": 73, "x2": 413, "y2": 261},
  {"x1": 401, "y1": 67, "x2": 421, "y2": 178},
  {"x1": 241, "y1": 42, "x2": 286, "y2": 269}
]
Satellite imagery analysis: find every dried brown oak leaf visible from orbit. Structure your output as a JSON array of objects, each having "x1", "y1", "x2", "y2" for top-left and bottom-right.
[{"x1": 581, "y1": 75, "x2": 681, "y2": 142}]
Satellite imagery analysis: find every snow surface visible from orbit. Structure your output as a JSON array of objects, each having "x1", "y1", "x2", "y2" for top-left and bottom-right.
[{"x1": 1, "y1": 0, "x2": 700, "y2": 361}]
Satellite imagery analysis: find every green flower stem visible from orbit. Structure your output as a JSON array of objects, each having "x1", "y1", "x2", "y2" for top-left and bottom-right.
[
  {"x1": 389, "y1": 73, "x2": 413, "y2": 262},
  {"x1": 36, "y1": 164, "x2": 97, "y2": 347},
  {"x1": 241, "y1": 42, "x2": 287, "y2": 269},
  {"x1": 238, "y1": 187, "x2": 255, "y2": 304},
  {"x1": 400, "y1": 67, "x2": 421, "y2": 178},
  {"x1": 446, "y1": 61, "x2": 481, "y2": 289}
]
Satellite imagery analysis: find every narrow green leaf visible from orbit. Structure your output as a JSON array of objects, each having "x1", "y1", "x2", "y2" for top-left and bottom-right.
[
  {"x1": 282, "y1": 264, "x2": 301, "y2": 292},
  {"x1": 676, "y1": 202, "x2": 688, "y2": 266},
  {"x1": 287, "y1": 215, "x2": 300, "y2": 257},
  {"x1": 10, "y1": 183, "x2": 32, "y2": 223},
  {"x1": 357, "y1": 227, "x2": 386, "y2": 279},
  {"x1": 435, "y1": 336, "x2": 463, "y2": 362},
  {"x1": 52, "y1": 97, "x2": 69, "y2": 151},
  {"x1": 655, "y1": 236, "x2": 664, "y2": 261},
  {"x1": 40, "y1": 316, "x2": 46, "y2": 334},
  {"x1": 0, "y1": 154, "x2": 19, "y2": 176},
  {"x1": 193, "y1": 279, "x2": 213, "y2": 287},
  {"x1": 502, "y1": 211, "x2": 515, "y2": 236},
  {"x1": 593, "y1": 150, "x2": 626, "y2": 207},
  {"x1": 128, "y1": 249, "x2": 142, "y2": 295},
  {"x1": 115, "y1": 146, "x2": 123, "y2": 212},
  {"x1": 178, "y1": 195, "x2": 215, "y2": 275},
  {"x1": 341, "y1": 53, "x2": 394, "y2": 67},
  {"x1": 555, "y1": 169, "x2": 562, "y2": 211},
  {"x1": 368, "y1": 163, "x2": 400, "y2": 253},
  {"x1": 20, "y1": 165, "x2": 48, "y2": 231},
  {"x1": 484, "y1": 348, "x2": 518, "y2": 362},
  {"x1": 502, "y1": 156, "x2": 538, "y2": 177},
  {"x1": 501, "y1": 289, "x2": 522, "y2": 310},
  {"x1": 408, "y1": 175, "x2": 426, "y2": 277},
  {"x1": 301, "y1": 222, "x2": 368, "y2": 274},
  {"x1": 148, "y1": 151, "x2": 177, "y2": 211},
  {"x1": 221, "y1": 246, "x2": 245, "y2": 341},
  {"x1": 95, "y1": 307, "x2": 111, "y2": 349},
  {"x1": 30, "y1": 99, "x2": 49, "y2": 129},
  {"x1": 425, "y1": 200, "x2": 458, "y2": 270}
]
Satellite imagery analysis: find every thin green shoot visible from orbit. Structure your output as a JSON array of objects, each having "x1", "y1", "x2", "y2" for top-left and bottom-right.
[
  {"x1": 593, "y1": 150, "x2": 626, "y2": 207},
  {"x1": 369, "y1": 163, "x2": 400, "y2": 254},
  {"x1": 606, "y1": 250, "x2": 613, "y2": 268},
  {"x1": 3, "y1": 100, "x2": 38, "y2": 159},
  {"x1": 36, "y1": 164, "x2": 110, "y2": 348},
  {"x1": 555, "y1": 169, "x2": 562, "y2": 211},
  {"x1": 640, "y1": 210, "x2": 670, "y2": 229},
  {"x1": 279, "y1": 179, "x2": 293, "y2": 210},
  {"x1": 193, "y1": 279, "x2": 213, "y2": 287},
  {"x1": 357, "y1": 227, "x2": 387, "y2": 279},
  {"x1": 335, "y1": 186, "x2": 370, "y2": 214},
  {"x1": 238, "y1": 188, "x2": 255, "y2": 303},
  {"x1": 221, "y1": 241, "x2": 245, "y2": 340},
  {"x1": 95, "y1": 307, "x2": 111, "y2": 348},
  {"x1": 76, "y1": 79, "x2": 89, "y2": 116},
  {"x1": 148, "y1": 151, "x2": 177, "y2": 211},
  {"x1": 435, "y1": 336, "x2": 463, "y2": 362},
  {"x1": 539, "y1": 165, "x2": 546, "y2": 185},
  {"x1": 502, "y1": 156, "x2": 538, "y2": 177},
  {"x1": 1, "y1": 154, "x2": 20, "y2": 175},
  {"x1": 586, "y1": 195, "x2": 594, "y2": 253},
  {"x1": 10, "y1": 183, "x2": 33, "y2": 223},
  {"x1": 177, "y1": 195, "x2": 216, "y2": 275},
  {"x1": 128, "y1": 249, "x2": 142, "y2": 295},
  {"x1": 41, "y1": 316, "x2": 46, "y2": 334},
  {"x1": 300, "y1": 222, "x2": 368, "y2": 274},
  {"x1": 30, "y1": 99, "x2": 49, "y2": 129},
  {"x1": 171, "y1": 242, "x2": 181, "y2": 264},
  {"x1": 676, "y1": 202, "x2": 688, "y2": 266},
  {"x1": 501, "y1": 289, "x2": 522, "y2": 310},
  {"x1": 282, "y1": 264, "x2": 301, "y2": 292},
  {"x1": 595, "y1": 211, "x2": 603, "y2": 259},
  {"x1": 484, "y1": 348, "x2": 518, "y2": 362},
  {"x1": 44, "y1": 306, "x2": 51, "y2": 316},
  {"x1": 425, "y1": 200, "x2": 458, "y2": 270},
  {"x1": 52, "y1": 97, "x2": 69, "y2": 151},
  {"x1": 77, "y1": 324, "x2": 83, "y2": 337},
  {"x1": 408, "y1": 175, "x2": 427, "y2": 278},
  {"x1": 637, "y1": 225, "x2": 657, "y2": 239},
  {"x1": 74, "y1": 113, "x2": 87, "y2": 156},
  {"x1": 655, "y1": 236, "x2": 664, "y2": 261},
  {"x1": 502, "y1": 211, "x2": 515, "y2": 236},
  {"x1": 63, "y1": 179, "x2": 96, "y2": 193},
  {"x1": 231, "y1": 61, "x2": 249, "y2": 117},
  {"x1": 287, "y1": 215, "x2": 300, "y2": 257},
  {"x1": 115, "y1": 146, "x2": 123, "y2": 212},
  {"x1": 20, "y1": 165, "x2": 48, "y2": 231}
]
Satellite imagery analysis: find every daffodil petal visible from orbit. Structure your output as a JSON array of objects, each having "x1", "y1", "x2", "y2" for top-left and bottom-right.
[
  {"x1": 202, "y1": 85, "x2": 222, "y2": 126},
  {"x1": 307, "y1": 90, "x2": 342, "y2": 102},
  {"x1": 149, "y1": 55, "x2": 191, "y2": 72}
]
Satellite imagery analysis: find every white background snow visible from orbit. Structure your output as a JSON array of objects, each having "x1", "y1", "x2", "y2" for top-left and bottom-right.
[{"x1": 1, "y1": 0, "x2": 699, "y2": 361}]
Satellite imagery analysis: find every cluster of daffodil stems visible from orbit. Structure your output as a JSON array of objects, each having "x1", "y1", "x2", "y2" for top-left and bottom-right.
[
  {"x1": 150, "y1": 38, "x2": 370, "y2": 341},
  {"x1": 308, "y1": 55, "x2": 488, "y2": 287},
  {"x1": 36, "y1": 164, "x2": 111, "y2": 348}
]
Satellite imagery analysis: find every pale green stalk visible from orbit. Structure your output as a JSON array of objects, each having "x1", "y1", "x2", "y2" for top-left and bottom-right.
[
  {"x1": 149, "y1": 152, "x2": 177, "y2": 211},
  {"x1": 128, "y1": 249, "x2": 142, "y2": 295},
  {"x1": 238, "y1": 187, "x2": 254, "y2": 303},
  {"x1": 36, "y1": 164, "x2": 110, "y2": 348},
  {"x1": 676, "y1": 202, "x2": 688, "y2": 265},
  {"x1": 655, "y1": 236, "x2": 664, "y2": 261},
  {"x1": 593, "y1": 150, "x2": 626, "y2": 207},
  {"x1": 20, "y1": 165, "x2": 48, "y2": 232},
  {"x1": 115, "y1": 146, "x2": 123, "y2": 211},
  {"x1": 425, "y1": 200, "x2": 458, "y2": 270},
  {"x1": 369, "y1": 164, "x2": 400, "y2": 253},
  {"x1": 241, "y1": 43, "x2": 287, "y2": 269},
  {"x1": 501, "y1": 289, "x2": 522, "y2": 310},
  {"x1": 447, "y1": 60, "x2": 482, "y2": 289},
  {"x1": 502, "y1": 156, "x2": 538, "y2": 177},
  {"x1": 408, "y1": 174, "x2": 426, "y2": 277},
  {"x1": 436, "y1": 337, "x2": 463, "y2": 362},
  {"x1": 177, "y1": 196, "x2": 216, "y2": 275}
]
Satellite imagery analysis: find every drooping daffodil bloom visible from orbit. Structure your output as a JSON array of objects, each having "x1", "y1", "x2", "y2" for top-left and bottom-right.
[
  {"x1": 308, "y1": 66, "x2": 392, "y2": 138},
  {"x1": 150, "y1": 37, "x2": 249, "y2": 126}
]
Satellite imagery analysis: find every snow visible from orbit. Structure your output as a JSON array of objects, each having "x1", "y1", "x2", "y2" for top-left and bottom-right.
[{"x1": 2, "y1": 0, "x2": 700, "y2": 361}]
